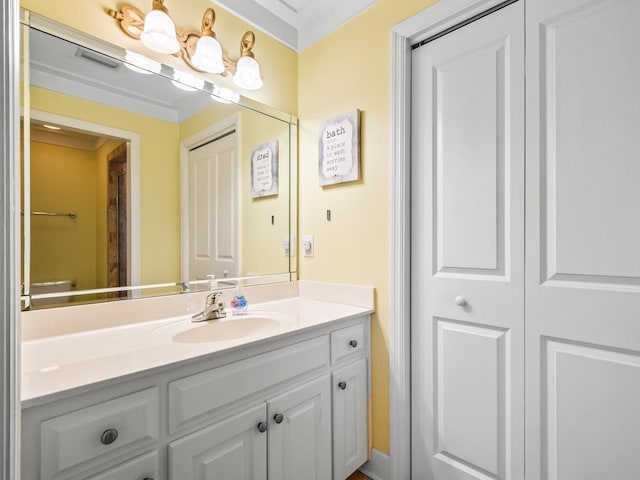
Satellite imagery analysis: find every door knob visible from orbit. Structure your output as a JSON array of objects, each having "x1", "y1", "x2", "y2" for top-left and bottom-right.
[{"x1": 454, "y1": 296, "x2": 467, "y2": 307}]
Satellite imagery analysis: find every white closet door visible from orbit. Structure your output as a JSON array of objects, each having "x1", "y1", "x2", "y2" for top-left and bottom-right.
[
  {"x1": 188, "y1": 132, "x2": 239, "y2": 281},
  {"x1": 525, "y1": 1, "x2": 640, "y2": 479},
  {"x1": 411, "y1": 2, "x2": 525, "y2": 479}
]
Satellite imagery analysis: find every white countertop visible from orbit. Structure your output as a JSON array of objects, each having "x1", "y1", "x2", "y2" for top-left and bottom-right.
[{"x1": 21, "y1": 282, "x2": 374, "y2": 403}]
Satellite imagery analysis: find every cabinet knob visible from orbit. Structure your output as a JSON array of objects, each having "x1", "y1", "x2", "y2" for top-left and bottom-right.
[
  {"x1": 338, "y1": 381, "x2": 347, "y2": 390},
  {"x1": 257, "y1": 421, "x2": 268, "y2": 433},
  {"x1": 349, "y1": 339, "x2": 358, "y2": 348},
  {"x1": 100, "y1": 428, "x2": 119, "y2": 445},
  {"x1": 273, "y1": 413, "x2": 284, "y2": 424},
  {"x1": 454, "y1": 296, "x2": 467, "y2": 307},
  {"x1": 142, "y1": 478, "x2": 154, "y2": 480}
]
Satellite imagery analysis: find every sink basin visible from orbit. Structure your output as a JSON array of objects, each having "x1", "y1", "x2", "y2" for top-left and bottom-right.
[{"x1": 172, "y1": 315, "x2": 288, "y2": 344}]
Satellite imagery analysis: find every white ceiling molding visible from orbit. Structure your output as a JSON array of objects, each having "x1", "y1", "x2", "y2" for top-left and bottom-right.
[{"x1": 212, "y1": 0, "x2": 378, "y2": 51}]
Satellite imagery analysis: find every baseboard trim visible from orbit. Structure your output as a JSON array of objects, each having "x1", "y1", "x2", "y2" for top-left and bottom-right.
[{"x1": 359, "y1": 449, "x2": 390, "y2": 480}]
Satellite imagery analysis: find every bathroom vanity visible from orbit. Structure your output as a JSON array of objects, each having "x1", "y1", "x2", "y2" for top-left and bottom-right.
[{"x1": 21, "y1": 282, "x2": 373, "y2": 480}]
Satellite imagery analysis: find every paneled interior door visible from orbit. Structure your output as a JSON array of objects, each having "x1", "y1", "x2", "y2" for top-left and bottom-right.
[
  {"x1": 411, "y1": 2, "x2": 525, "y2": 479},
  {"x1": 188, "y1": 131, "x2": 239, "y2": 281},
  {"x1": 525, "y1": 0, "x2": 640, "y2": 478}
]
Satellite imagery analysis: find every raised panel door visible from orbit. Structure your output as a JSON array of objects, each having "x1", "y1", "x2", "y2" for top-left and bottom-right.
[
  {"x1": 168, "y1": 403, "x2": 267, "y2": 480},
  {"x1": 411, "y1": 2, "x2": 525, "y2": 479},
  {"x1": 525, "y1": 0, "x2": 640, "y2": 478},
  {"x1": 188, "y1": 131, "x2": 239, "y2": 281},
  {"x1": 332, "y1": 358, "x2": 368, "y2": 480},
  {"x1": 267, "y1": 375, "x2": 331, "y2": 480}
]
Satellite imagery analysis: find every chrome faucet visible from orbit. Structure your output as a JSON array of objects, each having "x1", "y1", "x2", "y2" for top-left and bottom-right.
[{"x1": 191, "y1": 291, "x2": 226, "y2": 322}]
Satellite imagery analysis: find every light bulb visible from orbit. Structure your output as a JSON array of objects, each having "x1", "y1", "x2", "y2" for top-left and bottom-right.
[
  {"x1": 124, "y1": 51, "x2": 162, "y2": 75},
  {"x1": 210, "y1": 85, "x2": 240, "y2": 104},
  {"x1": 172, "y1": 70, "x2": 205, "y2": 92}
]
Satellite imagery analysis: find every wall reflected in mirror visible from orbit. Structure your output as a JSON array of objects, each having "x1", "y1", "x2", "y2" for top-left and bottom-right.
[{"x1": 22, "y1": 23, "x2": 297, "y2": 309}]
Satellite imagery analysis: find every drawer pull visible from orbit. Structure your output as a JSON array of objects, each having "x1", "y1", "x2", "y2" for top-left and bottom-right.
[
  {"x1": 338, "y1": 381, "x2": 347, "y2": 390},
  {"x1": 349, "y1": 339, "x2": 358, "y2": 348},
  {"x1": 257, "y1": 421, "x2": 268, "y2": 433},
  {"x1": 273, "y1": 413, "x2": 284, "y2": 424},
  {"x1": 100, "y1": 428, "x2": 119, "y2": 445}
]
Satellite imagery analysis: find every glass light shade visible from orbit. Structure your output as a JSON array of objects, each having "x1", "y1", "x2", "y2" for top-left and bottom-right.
[
  {"x1": 233, "y1": 56, "x2": 263, "y2": 90},
  {"x1": 191, "y1": 36, "x2": 225, "y2": 74},
  {"x1": 140, "y1": 9, "x2": 180, "y2": 54}
]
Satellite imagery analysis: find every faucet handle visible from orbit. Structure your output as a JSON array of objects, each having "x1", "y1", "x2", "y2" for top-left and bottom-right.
[{"x1": 206, "y1": 291, "x2": 222, "y2": 306}]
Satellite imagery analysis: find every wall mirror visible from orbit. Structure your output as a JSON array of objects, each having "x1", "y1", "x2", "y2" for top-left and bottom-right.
[{"x1": 20, "y1": 12, "x2": 298, "y2": 309}]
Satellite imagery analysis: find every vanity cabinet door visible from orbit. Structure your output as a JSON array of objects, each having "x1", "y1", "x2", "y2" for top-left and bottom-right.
[
  {"x1": 267, "y1": 375, "x2": 332, "y2": 480},
  {"x1": 168, "y1": 403, "x2": 267, "y2": 480},
  {"x1": 332, "y1": 358, "x2": 368, "y2": 480}
]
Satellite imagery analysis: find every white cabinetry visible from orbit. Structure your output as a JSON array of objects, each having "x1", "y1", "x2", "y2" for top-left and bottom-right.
[
  {"x1": 332, "y1": 358, "x2": 368, "y2": 479},
  {"x1": 169, "y1": 403, "x2": 268, "y2": 480},
  {"x1": 267, "y1": 375, "x2": 332, "y2": 480},
  {"x1": 22, "y1": 315, "x2": 370, "y2": 480},
  {"x1": 86, "y1": 451, "x2": 158, "y2": 480}
]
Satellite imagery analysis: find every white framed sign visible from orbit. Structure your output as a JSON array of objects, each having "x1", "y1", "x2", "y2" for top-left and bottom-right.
[
  {"x1": 250, "y1": 139, "x2": 278, "y2": 198},
  {"x1": 318, "y1": 109, "x2": 360, "y2": 186}
]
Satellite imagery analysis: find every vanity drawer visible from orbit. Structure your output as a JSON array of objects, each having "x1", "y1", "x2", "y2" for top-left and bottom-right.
[
  {"x1": 169, "y1": 335, "x2": 329, "y2": 433},
  {"x1": 40, "y1": 388, "x2": 159, "y2": 480},
  {"x1": 85, "y1": 451, "x2": 158, "y2": 480},
  {"x1": 331, "y1": 323, "x2": 365, "y2": 364}
]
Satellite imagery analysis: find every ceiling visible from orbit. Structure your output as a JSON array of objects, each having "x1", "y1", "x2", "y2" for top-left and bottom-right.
[{"x1": 212, "y1": 0, "x2": 378, "y2": 51}]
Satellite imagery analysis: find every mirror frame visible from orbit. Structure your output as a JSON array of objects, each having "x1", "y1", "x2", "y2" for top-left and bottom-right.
[{"x1": 20, "y1": 9, "x2": 298, "y2": 309}]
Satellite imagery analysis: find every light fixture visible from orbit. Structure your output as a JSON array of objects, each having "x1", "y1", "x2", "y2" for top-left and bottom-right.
[
  {"x1": 42, "y1": 124, "x2": 61, "y2": 130},
  {"x1": 124, "y1": 51, "x2": 162, "y2": 75},
  {"x1": 109, "y1": 3, "x2": 264, "y2": 89},
  {"x1": 139, "y1": 0, "x2": 180, "y2": 54},
  {"x1": 171, "y1": 70, "x2": 205, "y2": 92},
  {"x1": 183, "y1": 8, "x2": 225, "y2": 74},
  {"x1": 211, "y1": 85, "x2": 240, "y2": 104},
  {"x1": 233, "y1": 32, "x2": 263, "y2": 90}
]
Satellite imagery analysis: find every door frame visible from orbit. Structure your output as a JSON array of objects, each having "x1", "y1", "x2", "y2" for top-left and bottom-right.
[
  {"x1": 390, "y1": 1, "x2": 516, "y2": 478},
  {"x1": 1, "y1": 0, "x2": 20, "y2": 477},
  {"x1": 27, "y1": 110, "x2": 141, "y2": 287},
  {"x1": 179, "y1": 112, "x2": 241, "y2": 282}
]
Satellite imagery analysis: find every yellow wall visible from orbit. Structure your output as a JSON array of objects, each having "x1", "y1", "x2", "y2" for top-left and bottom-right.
[
  {"x1": 298, "y1": 0, "x2": 439, "y2": 454},
  {"x1": 239, "y1": 110, "x2": 291, "y2": 276},
  {"x1": 30, "y1": 86, "x2": 182, "y2": 285},
  {"x1": 30, "y1": 141, "x2": 97, "y2": 290},
  {"x1": 20, "y1": 0, "x2": 298, "y2": 115}
]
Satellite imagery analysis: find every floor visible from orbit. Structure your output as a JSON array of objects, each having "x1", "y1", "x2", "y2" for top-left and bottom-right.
[{"x1": 347, "y1": 472, "x2": 370, "y2": 480}]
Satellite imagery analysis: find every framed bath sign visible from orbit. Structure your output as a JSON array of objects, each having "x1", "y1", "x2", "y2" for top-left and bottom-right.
[
  {"x1": 318, "y1": 109, "x2": 360, "y2": 186},
  {"x1": 251, "y1": 139, "x2": 279, "y2": 198}
]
